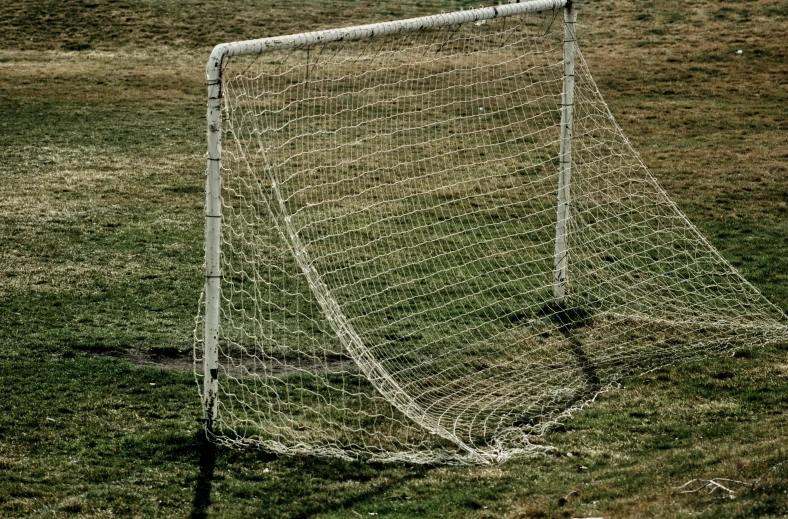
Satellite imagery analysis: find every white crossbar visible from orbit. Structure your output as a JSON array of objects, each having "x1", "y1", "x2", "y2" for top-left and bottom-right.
[{"x1": 207, "y1": 0, "x2": 566, "y2": 72}]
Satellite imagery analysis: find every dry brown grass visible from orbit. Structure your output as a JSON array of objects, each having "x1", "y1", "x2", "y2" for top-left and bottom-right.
[{"x1": 581, "y1": 0, "x2": 788, "y2": 222}]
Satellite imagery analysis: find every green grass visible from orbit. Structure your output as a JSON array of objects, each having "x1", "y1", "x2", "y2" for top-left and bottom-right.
[
  {"x1": 2, "y1": 348, "x2": 786, "y2": 517},
  {"x1": 1, "y1": 0, "x2": 787, "y2": 517}
]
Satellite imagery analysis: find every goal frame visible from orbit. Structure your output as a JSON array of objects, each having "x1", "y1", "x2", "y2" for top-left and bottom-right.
[{"x1": 202, "y1": 0, "x2": 576, "y2": 434}]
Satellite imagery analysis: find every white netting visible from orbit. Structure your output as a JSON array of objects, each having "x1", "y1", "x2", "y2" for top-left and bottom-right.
[{"x1": 195, "y1": 6, "x2": 788, "y2": 464}]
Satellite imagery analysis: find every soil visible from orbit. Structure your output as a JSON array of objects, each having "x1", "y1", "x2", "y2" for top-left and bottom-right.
[{"x1": 105, "y1": 349, "x2": 359, "y2": 378}]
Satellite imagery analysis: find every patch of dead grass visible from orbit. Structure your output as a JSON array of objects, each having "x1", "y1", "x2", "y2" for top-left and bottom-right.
[{"x1": 0, "y1": 49, "x2": 204, "y2": 105}]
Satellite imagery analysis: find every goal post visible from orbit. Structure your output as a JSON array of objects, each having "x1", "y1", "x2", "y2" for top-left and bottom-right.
[
  {"x1": 202, "y1": 0, "x2": 571, "y2": 449},
  {"x1": 203, "y1": 60, "x2": 221, "y2": 433},
  {"x1": 198, "y1": 0, "x2": 788, "y2": 464},
  {"x1": 553, "y1": 0, "x2": 577, "y2": 306}
]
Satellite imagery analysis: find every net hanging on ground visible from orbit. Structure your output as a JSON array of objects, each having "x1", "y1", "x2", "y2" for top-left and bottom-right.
[{"x1": 195, "y1": 0, "x2": 788, "y2": 464}]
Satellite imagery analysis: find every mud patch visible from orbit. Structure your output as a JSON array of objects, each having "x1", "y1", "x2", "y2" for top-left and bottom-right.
[
  {"x1": 106, "y1": 349, "x2": 359, "y2": 378},
  {"x1": 106, "y1": 349, "x2": 196, "y2": 373}
]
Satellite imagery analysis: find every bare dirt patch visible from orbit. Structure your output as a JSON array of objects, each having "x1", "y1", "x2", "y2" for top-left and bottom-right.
[{"x1": 107, "y1": 349, "x2": 358, "y2": 378}]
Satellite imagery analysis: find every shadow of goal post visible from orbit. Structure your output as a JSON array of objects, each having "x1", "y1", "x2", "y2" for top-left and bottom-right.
[{"x1": 201, "y1": 0, "x2": 576, "y2": 434}]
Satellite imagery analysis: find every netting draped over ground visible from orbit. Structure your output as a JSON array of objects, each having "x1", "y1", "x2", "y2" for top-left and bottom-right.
[{"x1": 195, "y1": 6, "x2": 788, "y2": 464}]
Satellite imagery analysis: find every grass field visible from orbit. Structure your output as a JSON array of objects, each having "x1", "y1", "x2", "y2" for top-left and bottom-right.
[{"x1": 1, "y1": 0, "x2": 787, "y2": 517}]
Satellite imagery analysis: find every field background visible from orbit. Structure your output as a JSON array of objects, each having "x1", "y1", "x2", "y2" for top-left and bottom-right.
[{"x1": 1, "y1": 0, "x2": 786, "y2": 517}]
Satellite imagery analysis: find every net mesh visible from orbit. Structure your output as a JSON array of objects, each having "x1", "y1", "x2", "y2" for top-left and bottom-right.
[{"x1": 195, "y1": 8, "x2": 788, "y2": 464}]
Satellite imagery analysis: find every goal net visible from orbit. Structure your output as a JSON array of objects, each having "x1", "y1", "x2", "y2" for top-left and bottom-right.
[{"x1": 195, "y1": 0, "x2": 788, "y2": 464}]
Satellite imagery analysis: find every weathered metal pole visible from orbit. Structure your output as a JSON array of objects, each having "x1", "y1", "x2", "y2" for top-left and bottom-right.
[
  {"x1": 553, "y1": 0, "x2": 578, "y2": 306},
  {"x1": 203, "y1": 47, "x2": 225, "y2": 434},
  {"x1": 214, "y1": 0, "x2": 566, "y2": 59}
]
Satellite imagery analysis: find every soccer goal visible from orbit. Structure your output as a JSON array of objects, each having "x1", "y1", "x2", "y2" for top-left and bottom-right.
[{"x1": 195, "y1": 0, "x2": 788, "y2": 464}]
